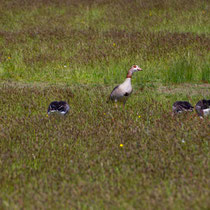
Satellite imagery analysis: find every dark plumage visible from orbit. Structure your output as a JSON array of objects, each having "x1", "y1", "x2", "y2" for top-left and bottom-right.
[
  {"x1": 195, "y1": 99, "x2": 210, "y2": 118},
  {"x1": 172, "y1": 101, "x2": 194, "y2": 114},
  {"x1": 47, "y1": 101, "x2": 70, "y2": 116},
  {"x1": 109, "y1": 85, "x2": 119, "y2": 101}
]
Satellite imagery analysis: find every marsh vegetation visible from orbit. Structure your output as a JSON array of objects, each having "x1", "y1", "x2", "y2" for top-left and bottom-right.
[{"x1": 0, "y1": 0, "x2": 209, "y2": 209}]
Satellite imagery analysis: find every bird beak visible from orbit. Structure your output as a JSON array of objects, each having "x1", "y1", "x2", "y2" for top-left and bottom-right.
[{"x1": 138, "y1": 68, "x2": 143, "y2": 71}]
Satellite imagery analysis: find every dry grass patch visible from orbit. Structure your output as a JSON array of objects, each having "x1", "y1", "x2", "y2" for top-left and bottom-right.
[{"x1": 0, "y1": 82, "x2": 209, "y2": 209}]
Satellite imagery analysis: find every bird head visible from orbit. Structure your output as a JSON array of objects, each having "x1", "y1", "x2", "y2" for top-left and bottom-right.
[{"x1": 131, "y1": 65, "x2": 143, "y2": 72}]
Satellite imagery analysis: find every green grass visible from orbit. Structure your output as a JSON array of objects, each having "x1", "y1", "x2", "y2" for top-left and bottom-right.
[
  {"x1": 163, "y1": 58, "x2": 194, "y2": 84},
  {"x1": 201, "y1": 63, "x2": 210, "y2": 83},
  {"x1": 0, "y1": 0, "x2": 209, "y2": 209},
  {"x1": 0, "y1": 0, "x2": 209, "y2": 85}
]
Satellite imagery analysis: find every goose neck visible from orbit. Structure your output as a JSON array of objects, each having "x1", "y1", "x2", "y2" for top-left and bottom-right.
[
  {"x1": 126, "y1": 69, "x2": 133, "y2": 78},
  {"x1": 123, "y1": 77, "x2": 132, "y2": 84}
]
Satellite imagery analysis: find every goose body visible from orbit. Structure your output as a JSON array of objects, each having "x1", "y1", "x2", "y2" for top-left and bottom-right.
[
  {"x1": 47, "y1": 101, "x2": 70, "y2": 116},
  {"x1": 110, "y1": 78, "x2": 132, "y2": 103},
  {"x1": 195, "y1": 99, "x2": 210, "y2": 118},
  {"x1": 108, "y1": 65, "x2": 142, "y2": 104},
  {"x1": 172, "y1": 101, "x2": 194, "y2": 114}
]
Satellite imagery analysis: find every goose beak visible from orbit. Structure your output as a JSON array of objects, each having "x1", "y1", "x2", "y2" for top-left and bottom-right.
[{"x1": 138, "y1": 68, "x2": 143, "y2": 71}]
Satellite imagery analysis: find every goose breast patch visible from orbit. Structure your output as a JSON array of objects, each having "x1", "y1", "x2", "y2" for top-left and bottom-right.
[{"x1": 124, "y1": 92, "x2": 129, "y2": 96}]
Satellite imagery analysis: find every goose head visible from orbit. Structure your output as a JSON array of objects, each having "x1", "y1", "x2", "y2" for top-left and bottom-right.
[
  {"x1": 130, "y1": 65, "x2": 143, "y2": 73},
  {"x1": 126, "y1": 65, "x2": 143, "y2": 78}
]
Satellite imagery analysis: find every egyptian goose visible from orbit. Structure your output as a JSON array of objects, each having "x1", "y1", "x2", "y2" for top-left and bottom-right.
[
  {"x1": 108, "y1": 65, "x2": 143, "y2": 105},
  {"x1": 47, "y1": 101, "x2": 70, "y2": 116},
  {"x1": 195, "y1": 99, "x2": 210, "y2": 118},
  {"x1": 172, "y1": 101, "x2": 194, "y2": 114}
]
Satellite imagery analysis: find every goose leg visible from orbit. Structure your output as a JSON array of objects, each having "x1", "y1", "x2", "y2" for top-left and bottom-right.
[{"x1": 123, "y1": 101, "x2": 126, "y2": 108}]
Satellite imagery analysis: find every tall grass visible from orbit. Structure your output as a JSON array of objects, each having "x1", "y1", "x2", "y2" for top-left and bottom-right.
[
  {"x1": 0, "y1": 0, "x2": 209, "y2": 85},
  {"x1": 163, "y1": 58, "x2": 195, "y2": 84},
  {"x1": 201, "y1": 63, "x2": 210, "y2": 83}
]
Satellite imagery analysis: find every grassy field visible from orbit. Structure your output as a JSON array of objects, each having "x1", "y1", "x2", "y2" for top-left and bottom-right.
[{"x1": 0, "y1": 0, "x2": 209, "y2": 209}]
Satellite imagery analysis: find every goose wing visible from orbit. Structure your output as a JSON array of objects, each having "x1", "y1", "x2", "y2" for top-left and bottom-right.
[
  {"x1": 48, "y1": 101, "x2": 59, "y2": 112},
  {"x1": 179, "y1": 101, "x2": 194, "y2": 110},
  {"x1": 57, "y1": 101, "x2": 70, "y2": 113},
  {"x1": 196, "y1": 99, "x2": 210, "y2": 109},
  {"x1": 173, "y1": 101, "x2": 193, "y2": 112}
]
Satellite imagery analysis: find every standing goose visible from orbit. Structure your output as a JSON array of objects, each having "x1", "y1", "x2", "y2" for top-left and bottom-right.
[
  {"x1": 47, "y1": 101, "x2": 70, "y2": 116},
  {"x1": 195, "y1": 99, "x2": 210, "y2": 118},
  {"x1": 172, "y1": 101, "x2": 194, "y2": 115},
  {"x1": 108, "y1": 65, "x2": 143, "y2": 105}
]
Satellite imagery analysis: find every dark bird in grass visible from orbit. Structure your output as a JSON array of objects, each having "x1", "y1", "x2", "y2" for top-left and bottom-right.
[
  {"x1": 195, "y1": 99, "x2": 210, "y2": 118},
  {"x1": 107, "y1": 65, "x2": 143, "y2": 106},
  {"x1": 172, "y1": 101, "x2": 194, "y2": 115},
  {"x1": 47, "y1": 101, "x2": 70, "y2": 116}
]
